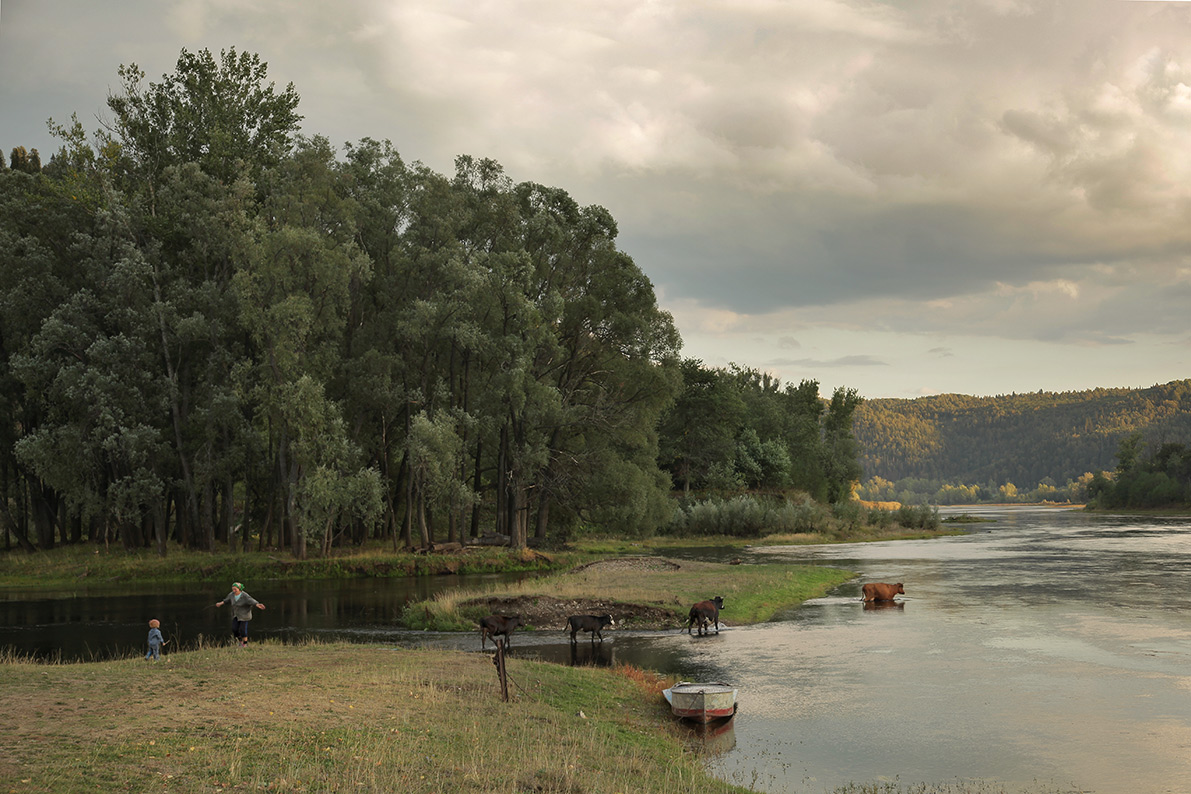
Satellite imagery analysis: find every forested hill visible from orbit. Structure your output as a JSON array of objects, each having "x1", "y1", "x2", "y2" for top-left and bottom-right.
[{"x1": 854, "y1": 379, "x2": 1191, "y2": 487}]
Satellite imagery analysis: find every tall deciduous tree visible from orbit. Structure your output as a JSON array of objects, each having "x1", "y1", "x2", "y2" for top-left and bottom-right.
[
  {"x1": 0, "y1": 46, "x2": 871, "y2": 555},
  {"x1": 822, "y1": 387, "x2": 864, "y2": 503},
  {"x1": 234, "y1": 137, "x2": 376, "y2": 558},
  {"x1": 103, "y1": 47, "x2": 301, "y2": 194},
  {"x1": 11, "y1": 201, "x2": 171, "y2": 551},
  {"x1": 658, "y1": 360, "x2": 745, "y2": 492}
]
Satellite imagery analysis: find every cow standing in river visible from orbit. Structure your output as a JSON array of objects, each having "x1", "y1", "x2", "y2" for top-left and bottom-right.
[
  {"x1": 565, "y1": 614, "x2": 615, "y2": 644},
  {"x1": 479, "y1": 614, "x2": 522, "y2": 649},
  {"x1": 687, "y1": 596, "x2": 725, "y2": 635},
  {"x1": 861, "y1": 582, "x2": 905, "y2": 602}
]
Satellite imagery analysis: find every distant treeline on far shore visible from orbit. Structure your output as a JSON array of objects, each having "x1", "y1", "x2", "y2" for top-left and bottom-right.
[{"x1": 855, "y1": 379, "x2": 1191, "y2": 509}]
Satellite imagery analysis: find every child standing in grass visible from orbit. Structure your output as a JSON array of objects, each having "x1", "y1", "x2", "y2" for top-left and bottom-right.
[
  {"x1": 215, "y1": 582, "x2": 266, "y2": 647},
  {"x1": 145, "y1": 619, "x2": 164, "y2": 661}
]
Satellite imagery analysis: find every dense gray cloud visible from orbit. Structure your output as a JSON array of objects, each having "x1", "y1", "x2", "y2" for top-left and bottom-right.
[{"x1": 2, "y1": 0, "x2": 1190, "y2": 397}]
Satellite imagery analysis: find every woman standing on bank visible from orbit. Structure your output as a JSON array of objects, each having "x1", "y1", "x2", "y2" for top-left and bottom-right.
[{"x1": 215, "y1": 582, "x2": 266, "y2": 647}]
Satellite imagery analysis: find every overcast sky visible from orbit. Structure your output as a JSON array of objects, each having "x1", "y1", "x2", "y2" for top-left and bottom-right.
[{"x1": 3, "y1": 0, "x2": 1191, "y2": 399}]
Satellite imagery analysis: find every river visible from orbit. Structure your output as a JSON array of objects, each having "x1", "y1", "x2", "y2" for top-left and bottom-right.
[
  {"x1": 701, "y1": 506, "x2": 1191, "y2": 794},
  {"x1": 2, "y1": 506, "x2": 1189, "y2": 793}
]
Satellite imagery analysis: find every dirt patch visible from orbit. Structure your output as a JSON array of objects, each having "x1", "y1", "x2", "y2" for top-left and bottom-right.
[
  {"x1": 466, "y1": 556, "x2": 684, "y2": 631},
  {"x1": 471, "y1": 594, "x2": 679, "y2": 631},
  {"x1": 568, "y1": 555, "x2": 682, "y2": 574}
]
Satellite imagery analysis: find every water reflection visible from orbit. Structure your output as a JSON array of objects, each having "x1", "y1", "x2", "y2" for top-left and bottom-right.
[
  {"x1": 568, "y1": 640, "x2": 614, "y2": 667},
  {"x1": 676, "y1": 715, "x2": 737, "y2": 756},
  {"x1": 0, "y1": 573, "x2": 525, "y2": 661},
  {"x1": 702, "y1": 506, "x2": 1191, "y2": 794},
  {"x1": 860, "y1": 599, "x2": 904, "y2": 612}
]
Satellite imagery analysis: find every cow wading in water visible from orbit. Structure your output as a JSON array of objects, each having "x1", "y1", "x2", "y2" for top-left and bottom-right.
[
  {"x1": 686, "y1": 596, "x2": 725, "y2": 635},
  {"x1": 861, "y1": 582, "x2": 905, "y2": 602},
  {"x1": 565, "y1": 614, "x2": 615, "y2": 644},
  {"x1": 479, "y1": 614, "x2": 522, "y2": 649}
]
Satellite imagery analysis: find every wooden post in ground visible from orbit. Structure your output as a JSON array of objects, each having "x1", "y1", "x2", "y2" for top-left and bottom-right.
[{"x1": 493, "y1": 639, "x2": 509, "y2": 702}]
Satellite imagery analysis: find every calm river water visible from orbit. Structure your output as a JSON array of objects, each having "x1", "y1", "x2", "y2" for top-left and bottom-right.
[{"x1": 2, "y1": 506, "x2": 1189, "y2": 793}]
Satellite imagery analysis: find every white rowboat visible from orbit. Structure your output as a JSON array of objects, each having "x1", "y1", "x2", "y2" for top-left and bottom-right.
[{"x1": 662, "y1": 681, "x2": 737, "y2": 723}]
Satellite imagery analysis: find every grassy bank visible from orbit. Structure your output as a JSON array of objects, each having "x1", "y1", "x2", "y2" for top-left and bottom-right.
[
  {"x1": 0, "y1": 528, "x2": 933, "y2": 590},
  {"x1": 0, "y1": 543, "x2": 584, "y2": 589},
  {"x1": 574, "y1": 524, "x2": 966, "y2": 558},
  {"x1": 0, "y1": 641, "x2": 749, "y2": 794},
  {"x1": 403, "y1": 559, "x2": 855, "y2": 632}
]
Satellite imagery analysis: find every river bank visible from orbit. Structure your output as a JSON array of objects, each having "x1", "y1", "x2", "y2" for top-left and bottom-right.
[
  {"x1": 0, "y1": 555, "x2": 852, "y2": 792},
  {"x1": 0, "y1": 523, "x2": 963, "y2": 590},
  {"x1": 402, "y1": 555, "x2": 855, "y2": 632},
  {"x1": 0, "y1": 543, "x2": 575, "y2": 589},
  {"x1": 0, "y1": 641, "x2": 750, "y2": 794}
]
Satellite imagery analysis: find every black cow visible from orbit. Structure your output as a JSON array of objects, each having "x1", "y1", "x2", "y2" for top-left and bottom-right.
[
  {"x1": 565, "y1": 614, "x2": 615, "y2": 644},
  {"x1": 686, "y1": 596, "x2": 725, "y2": 635},
  {"x1": 479, "y1": 614, "x2": 522, "y2": 649}
]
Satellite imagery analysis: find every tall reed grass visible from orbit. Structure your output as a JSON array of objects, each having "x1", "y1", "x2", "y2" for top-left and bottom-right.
[{"x1": 667, "y1": 493, "x2": 941, "y2": 539}]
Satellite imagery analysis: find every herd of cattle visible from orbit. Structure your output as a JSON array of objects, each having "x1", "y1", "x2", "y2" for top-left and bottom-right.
[{"x1": 477, "y1": 581, "x2": 905, "y2": 648}]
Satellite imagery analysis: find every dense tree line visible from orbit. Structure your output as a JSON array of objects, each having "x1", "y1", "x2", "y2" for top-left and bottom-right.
[
  {"x1": 854, "y1": 381, "x2": 1191, "y2": 503},
  {"x1": 657, "y1": 363, "x2": 863, "y2": 503},
  {"x1": 0, "y1": 48, "x2": 866, "y2": 555},
  {"x1": 1087, "y1": 434, "x2": 1191, "y2": 509}
]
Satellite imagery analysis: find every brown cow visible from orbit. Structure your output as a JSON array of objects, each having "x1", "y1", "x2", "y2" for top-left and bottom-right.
[
  {"x1": 686, "y1": 596, "x2": 725, "y2": 635},
  {"x1": 479, "y1": 614, "x2": 522, "y2": 649},
  {"x1": 861, "y1": 582, "x2": 905, "y2": 602}
]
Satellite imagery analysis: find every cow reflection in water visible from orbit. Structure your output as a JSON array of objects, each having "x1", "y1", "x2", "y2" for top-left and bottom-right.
[
  {"x1": 862, "y1": 600, "x2": 905, "y2": 612},
  {"x1": 568, "y1": 640, "x2": 614, "y2": 668}
]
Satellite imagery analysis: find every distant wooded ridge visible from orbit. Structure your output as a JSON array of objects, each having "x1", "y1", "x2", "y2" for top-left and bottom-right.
[{"x1": 854, "y1": 379, "x2": 1191, "y2": 500}]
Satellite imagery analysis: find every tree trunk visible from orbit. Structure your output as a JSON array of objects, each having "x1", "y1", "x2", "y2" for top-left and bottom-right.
[
  {"x1": 58, "y1": 502, "x2": 70, "y2": 547},
  {"x1": 174, "y1": 485, "x2": 192, "y2": 548},
  {"x1": 70, "y1": 511, "x2": 83, "y2": 545},
  {"x1": 261, "y1": 497, "x2": 274, "y2": 551},
  {"x1": 154, "y1": 501, "x2": 168, "y2": 557},
  {"x1": 417, "y1": 490, "x2": 430, "y2": 549},
  {"x1": 535, "y1": 494, "x2": 550, "y2": 542},
  {"x1": 119, "y1": 517, "x2": 141, "y2": 551},
  {"x1": 152, "y1": 271, "x2": 202, "y2": 545},
  {"x1": 508, "y1": 481, "x2": 528, "y2": 549},
  {"x1": 278, "y1": 428, "x2": 305, "y2": 560},
  {"x1": 496, "y1": 426, "x2": 509, "y2": 539},
  {"x1": 321, "y1": 513, "x2": 335, "y2": 556},
  {"x1": 470, "y1": 438, "x2": 483, "y2": 542},
  {"x1": 0, "y1": 501, "x2": 36, "y2": 552},
  {"x1": 31, "y1": 480, "x2": 57, "y2": 551},
  {"x1": 381, "y1": 418, "x2": 399, "y2": 550},
  {"x1": 402, "y1": 452, "x2": 414, "y2": 550},
  {"x1": 201, "y1": 478, "x2": 215, "y2": 551}
]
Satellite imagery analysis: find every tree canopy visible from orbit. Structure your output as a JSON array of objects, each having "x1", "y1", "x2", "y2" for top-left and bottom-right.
[{"x1": 0, "y1": 47, "x2": 870, "y2": 555}]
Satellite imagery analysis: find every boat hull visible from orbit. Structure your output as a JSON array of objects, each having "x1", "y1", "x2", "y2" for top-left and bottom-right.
[{"x1": 663, "y1": 682, "x2": 737, "y2": 723}]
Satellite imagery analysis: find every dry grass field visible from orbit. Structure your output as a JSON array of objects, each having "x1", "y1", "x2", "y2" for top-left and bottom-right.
[{"x1": 0, "y1": 641, "x2": 750, "y2": 793}]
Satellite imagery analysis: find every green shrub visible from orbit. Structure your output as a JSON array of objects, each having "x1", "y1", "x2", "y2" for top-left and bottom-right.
[
  {"x1": 667, "y1": 493, "x2": 834, "y2": 537},
  {"x1": 895, "y1": 503, "x2": 941, "y2": 530}
]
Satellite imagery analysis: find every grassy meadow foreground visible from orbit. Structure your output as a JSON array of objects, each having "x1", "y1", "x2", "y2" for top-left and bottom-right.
[{"x1": 0, "y1": 642, "x2": 750, "y2": 794}]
